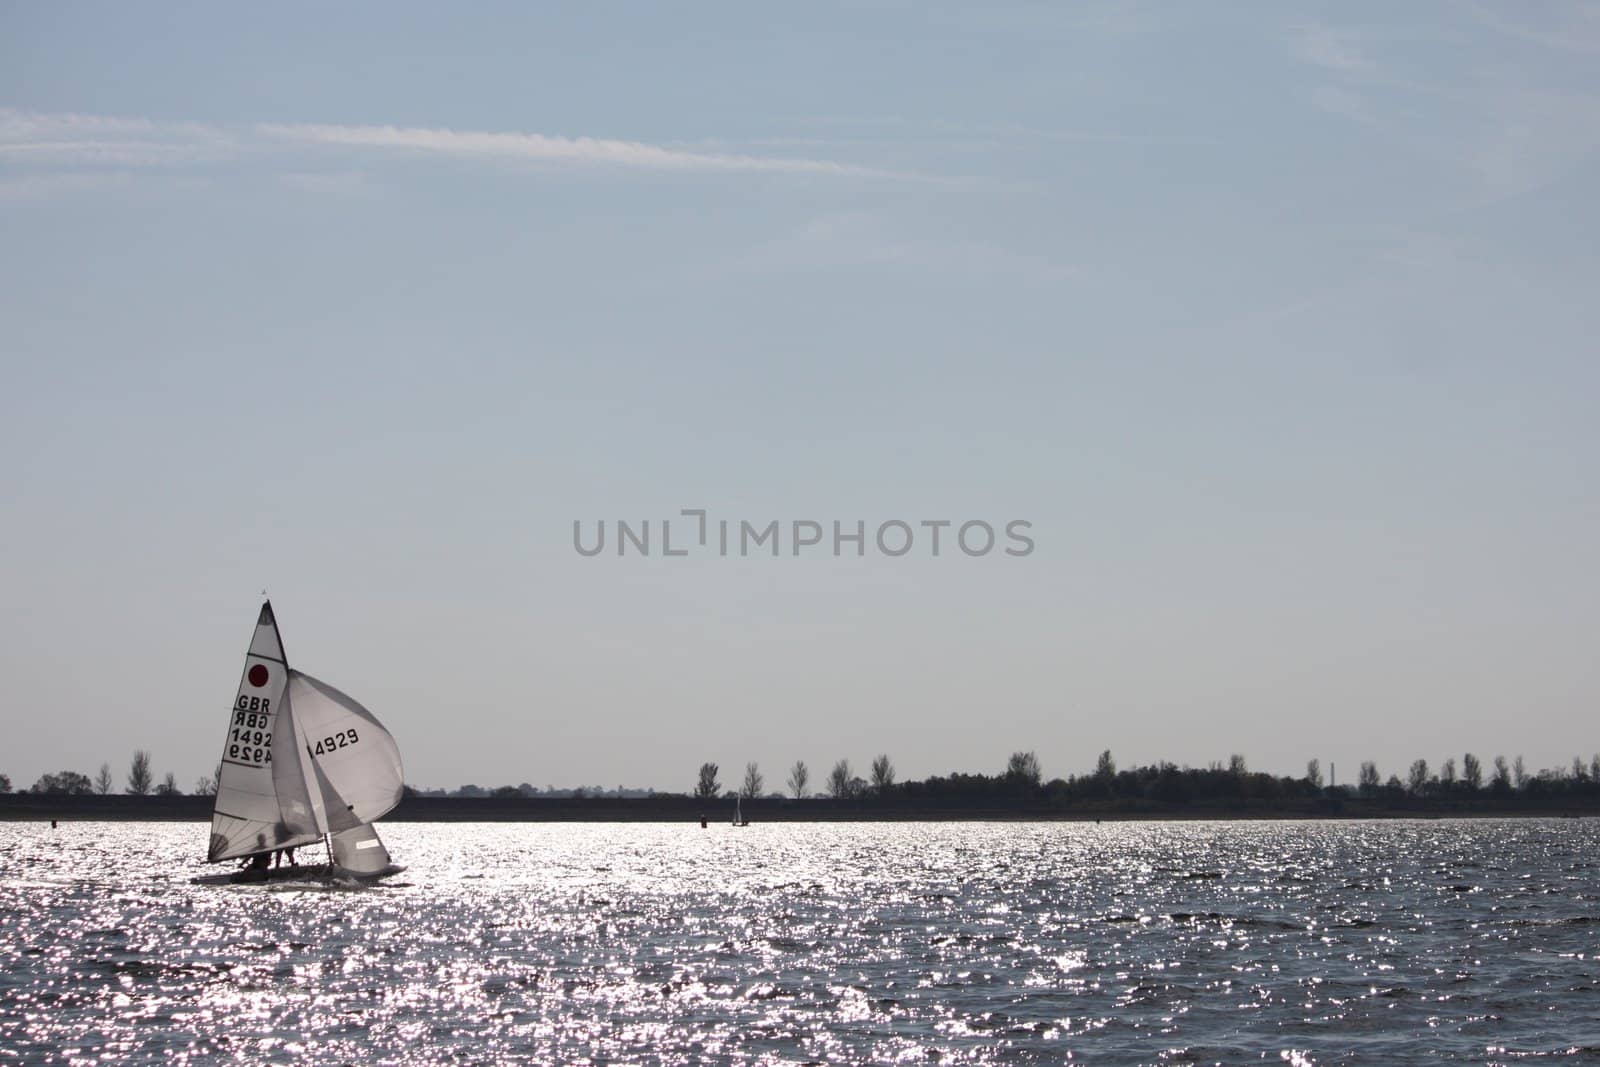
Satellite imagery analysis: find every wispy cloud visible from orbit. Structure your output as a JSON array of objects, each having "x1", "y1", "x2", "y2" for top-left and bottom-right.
[
  {"x1": 1291, "y1": 23, "x2": 1372, "y2": 72},
  {"x1": 1308, "y1": 85, "x2": 1380, "y2": 126},
  {"x1": 1468, "y1": 1, "x2": 1600, "y2": 58},
  {"x1": 257, "y1": 121, "x2": 908, "y2": 178},
  {"x1": 0, "y1": 109, "x2": 239, "y2": 168},
  {"x1": 0, "y1": 107, "x2": 921, "y2": 194},
  {"x1": 789, "y1": 115, "x2": 1219, "y2": 147},
  {"x1": 1464, "y1": 85, "x2": 1600, "y2": 197},
  {"x1": 1284, "y1": 16, "x2": 1600, "y2": 203}
]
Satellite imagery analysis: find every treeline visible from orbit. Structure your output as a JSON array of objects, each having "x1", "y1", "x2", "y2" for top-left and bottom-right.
[
  {"x1": 3, "y1": 752, "x2": 219, "y2": 798},
  {"x1": 13, "y1": 748, "x2": 1600, "y2": 815},
  {"x1": 667, "y1": 750, "x2": 1600, "y2": 809},
  {"x1": 404, "y1": 784, "x2": 660, "y2": 800},
  {"x1": 396, "y1": 748, "x2": 1600, "y2": 814}
]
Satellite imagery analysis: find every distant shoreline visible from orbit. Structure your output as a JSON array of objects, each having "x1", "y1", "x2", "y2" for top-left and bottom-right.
[{"x1": 4, "y1": 794, "x2": 1597, "y2": 823}]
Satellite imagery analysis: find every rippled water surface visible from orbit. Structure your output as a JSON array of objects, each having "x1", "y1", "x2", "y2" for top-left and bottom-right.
[{"x1": 3, "y1": 820, "x2": 1600, "y2": 1064}]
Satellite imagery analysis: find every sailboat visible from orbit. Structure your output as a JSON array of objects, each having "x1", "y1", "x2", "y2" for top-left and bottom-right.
[
  {"x1": 205, "y1": 601, "x2": 405, "y2": 882},
  {"x1": 733, "y1": 795, "x2": 749, "y2": 827}
]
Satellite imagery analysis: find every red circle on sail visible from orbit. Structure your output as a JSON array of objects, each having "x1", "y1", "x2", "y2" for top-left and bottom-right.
[{"x1": 248, "y1": 664, "x2": 269, "y2": 687}]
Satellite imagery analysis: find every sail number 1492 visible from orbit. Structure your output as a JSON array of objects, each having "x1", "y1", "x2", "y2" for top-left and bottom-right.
[{"x1": 230, "y1": 697, "x2": 272, "y2": 765}]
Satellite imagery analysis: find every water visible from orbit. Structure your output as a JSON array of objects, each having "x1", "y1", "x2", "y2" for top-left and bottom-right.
[{"x1": 2, "y1": 820, "x2": 1598, "y2": 1064}]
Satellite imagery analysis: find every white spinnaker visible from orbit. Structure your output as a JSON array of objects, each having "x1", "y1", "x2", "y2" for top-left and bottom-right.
[
  {"x1": 208, "y1": 603, "x2": 321, "y2": 862},
  {"x1": 272, "y1": 679, "x2": 372, "y2": 838},
  {"x1": 283, "y1": 669, "x2": 404, "y2": 826},
  {"x1": 330, "y1": 823, "x2": 393, "y2": 874}
]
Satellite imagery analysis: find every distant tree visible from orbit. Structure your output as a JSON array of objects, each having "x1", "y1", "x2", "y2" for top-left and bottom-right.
[
  {"x1": 1095, "y1": 750, "x2": 1116, "y2": 780},
  {"x1": 787, "y1": 760, "x2": 809, "y2": 799},
  {"x1": 1358, "y1": 761, "x2": 1380, "y2": 797},
  {"x1": 1440, "y1": 758, "x2": 1456, "y2": 788},
  {"x1": 1462, "y1": 753, "x2": 1482, "y2": 791},
  {"x1": 0, "y1": 773, "x2": 10, "y2": 794},
  {"x1": 194, "y1": 775, "x2": 216, "y2": 796},
  {"x1": 453, "y1": 784, "x2": 486, "y2": 798},
  {"x1": 1592, "y1": 755, "x2": 1600, "y2": 783},
  {"x1": 827, "y1": 759, "x2": 853, "y2": 799},
  {"x1": 742, "y1": 762, "x2": 764, "y2": 799},
  {"x1": 1385, "y1": 774, "x2": 1403, "y2": 791},
  {"x1": 1228, "y1": 753, "x2": 1248, "y2": 777},
  {"x1": 871, "y1": 754, "x2": 896, "y2": 794},
  {"x1": 1305, "y1": 759, "x2": 1323, "y2": 789},
  {"x1": 94, "y1": 763, "x2": 113, "y2": 796},
  {"x1": 127, "y1": 750, "x2": 153, "y2": 796},
  {"x1": 694, "y1": 762, "x2": 720, "y2": 800},
  {"x1": 155, "y1": 772, "x2": 180, "y2": 796},
  {"x1": 1492, "y1": 756, "x2": 1511, "y2": 792},
  {"x1": 1513, "y1": 755, "x2": 1527, "y2": 790},
  {"x1": 31, "y1": 771, "x2": 93, "y2": 795},
  {"x1": 1006, "y1": 751, "x2": 1041, "y2": 789},
  {"x1": 1572, "y1": 756, "x2": 1588, "y2": 782},
  {"x1": 1408, "y1": 759, "x2": 1430, "y2": 796},
  {"x1": 489, "y1": 785, "x2": 519, "y2": 798}
]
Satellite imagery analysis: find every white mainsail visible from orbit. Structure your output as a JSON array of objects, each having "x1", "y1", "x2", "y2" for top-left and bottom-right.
[
  {"x1": 209, "y1": 603, "x2": 321, "y2": 862},
  {"x1": 209, "y1": 602, "x2": 403, "y2": 871}
]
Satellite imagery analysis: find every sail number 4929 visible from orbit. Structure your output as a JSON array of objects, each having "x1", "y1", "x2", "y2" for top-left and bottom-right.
[
  {"x1": 229, "y1": 726, "x2": 272, "y2": 765},
  {"x1": 309, "y1": 728, "x2": 359, "y2": 756}
]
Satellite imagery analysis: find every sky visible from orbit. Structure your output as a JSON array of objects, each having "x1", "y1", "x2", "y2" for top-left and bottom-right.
[{"x1": 2, "y1": 2, "x2": 1598, "y2": 795}]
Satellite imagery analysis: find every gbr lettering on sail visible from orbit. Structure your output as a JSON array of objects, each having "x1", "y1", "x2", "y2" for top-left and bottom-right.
[{"x1": 229, "y1": 686, "x2": 273, "y2": 766}]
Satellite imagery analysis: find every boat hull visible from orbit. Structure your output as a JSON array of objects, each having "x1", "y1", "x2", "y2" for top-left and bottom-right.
[{"x1": 191, "y1": 863, "x2": 406, "y2": 886}]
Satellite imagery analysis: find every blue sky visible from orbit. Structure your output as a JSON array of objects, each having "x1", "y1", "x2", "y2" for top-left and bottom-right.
[{"x1": 3, "y1": 3, "x2": 1597, "y2": 793}]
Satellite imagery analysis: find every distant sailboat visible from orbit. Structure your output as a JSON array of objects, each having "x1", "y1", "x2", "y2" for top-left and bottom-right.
[
  {"x1": 733, "y1": 795, "x2": 749, "y2": 827},
  {"x1": 206, "y1": 602, "x2": 404, "y2": 881}
]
